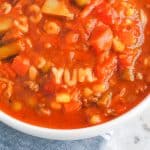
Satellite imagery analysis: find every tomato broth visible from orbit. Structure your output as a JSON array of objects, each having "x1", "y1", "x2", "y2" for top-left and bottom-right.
[{"x1": 0, "y1": 0, "x2": 149, "y2": 129}]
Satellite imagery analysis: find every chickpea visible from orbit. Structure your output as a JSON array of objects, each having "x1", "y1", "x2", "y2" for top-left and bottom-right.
[
  {"x1": 14, "y1": 16, "x2": 29, "y2": 33},
  {"x1": 28, "y1": 4, "x2": 42, "y2": 23},
  {"x1": 44, "y1": 21, "x2": 61, "y2": 35}
]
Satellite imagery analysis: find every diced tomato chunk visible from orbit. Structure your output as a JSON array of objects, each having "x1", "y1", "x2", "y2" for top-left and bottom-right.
[
  {"x1": 90, "y1": 24, "x2": 113, "y2": 53},
  {"x1": 28, "y1": 52, "x2": 40, "y2": 67},
  {"x1": 44, "y1": 79, "x2": 62, "y2": 93},
  {"x1": 11, "y1": 56, "x2": 30, "y2": 76},
  {"x1": 95, "y1": 55, "x2": 118, "y2": 82},
  {"x1": 94, "y1": 2, "x2": 115, "y2": 25},
  {"x1": 118, "y1": 31, "x2": 136, "y2": 47},
  {"x1": 80, "y1": 0, "x2": 104, "y2": 18},
  {"x1": 117, "y1": 23, "x2": 142, "y2": 48},
  {"x1": 0, "y1": 63, "x2": 16, "y2": 79},
  {"x1": 4, "y1": 64, "x2": 16, "y2": 78},
  {"x1": 119, "y1": 49, "x2": 141, "y2": 69},
  {"x1": 64, "y1": 101, "x2": 82, "y2": 113},
  {"x1": 97, "y1": 11, "x2": 113, "y2": 25}
]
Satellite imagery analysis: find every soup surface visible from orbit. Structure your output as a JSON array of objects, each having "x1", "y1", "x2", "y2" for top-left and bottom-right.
[{"x1": 0, "y1": 0, "x2": 149, "y2": 129}]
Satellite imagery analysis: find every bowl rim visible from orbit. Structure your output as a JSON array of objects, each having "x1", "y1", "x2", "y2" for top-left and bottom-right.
[{"x1": 0, "y1": 95, "x2": 149, "y2": 140}]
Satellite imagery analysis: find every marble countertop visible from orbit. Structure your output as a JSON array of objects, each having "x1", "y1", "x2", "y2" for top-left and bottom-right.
[
  {"x1": 106, "y1": 106, "x2": 150, "y2": 150},
  {"x1": 0, "y1": 105, "x2": 150, "y2": 150}
]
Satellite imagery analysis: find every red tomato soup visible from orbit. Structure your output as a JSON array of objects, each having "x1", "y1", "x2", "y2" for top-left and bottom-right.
[{"x1": 0, "y1": 0, "x2": 149, "y2": 129}]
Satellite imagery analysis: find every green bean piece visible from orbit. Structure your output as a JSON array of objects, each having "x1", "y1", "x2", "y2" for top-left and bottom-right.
[{"x1": 0, "y1": 41, "x2": 22, "y2": 60}]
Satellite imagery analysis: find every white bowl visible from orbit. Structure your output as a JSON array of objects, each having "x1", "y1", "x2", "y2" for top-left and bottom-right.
[{"x1": 0, "y1": 95, "x2": 149, "y2": 140}]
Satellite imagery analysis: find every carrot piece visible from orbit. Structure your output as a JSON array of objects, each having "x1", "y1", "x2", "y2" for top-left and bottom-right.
[
  {"x1": 11, "y1": 56, "x2": 30, "y2": 76},
  {"x1": 64, "y1": 101, "x2": 82, "y2": 113},
  {"x1": 90, "y1": 24, "x2": 113, "y2": 53}
]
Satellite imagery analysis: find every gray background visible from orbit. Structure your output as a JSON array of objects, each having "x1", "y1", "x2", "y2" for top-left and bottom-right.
[{"x1": 0, "y1": 123, "x2": 105, "y2": 150}]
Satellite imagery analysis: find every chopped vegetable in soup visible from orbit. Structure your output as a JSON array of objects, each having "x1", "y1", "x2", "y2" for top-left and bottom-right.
[{"x1": 0, "y1": 0, "x2": 149, "y2": 129}]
